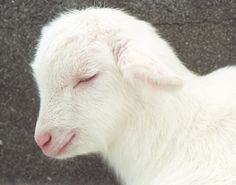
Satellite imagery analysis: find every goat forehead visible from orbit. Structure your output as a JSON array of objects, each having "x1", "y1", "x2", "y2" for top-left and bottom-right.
[{"x1": 34, "y1": 17, "x2": 111, "y2": 72}]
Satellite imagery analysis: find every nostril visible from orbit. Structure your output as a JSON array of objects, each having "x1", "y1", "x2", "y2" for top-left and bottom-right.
[
  {"x1": 42, "y1": 135, "x2": 52, "y2": 147},
  {"x1": 35, "y1": 132, "x2": 52, "y2": 149}
]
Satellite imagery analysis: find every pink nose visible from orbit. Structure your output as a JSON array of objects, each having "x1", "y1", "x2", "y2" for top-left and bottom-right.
[{"x1": 35, "y1": 132, "x2": 52, "y2": 149}]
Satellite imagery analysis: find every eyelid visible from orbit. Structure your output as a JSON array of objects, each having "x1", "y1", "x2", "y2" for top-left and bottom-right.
[{"x1": 73, "y1": 74, "x2": 98, "y2": 88}]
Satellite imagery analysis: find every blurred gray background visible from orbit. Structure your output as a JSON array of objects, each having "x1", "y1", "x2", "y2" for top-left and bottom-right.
[{"x1": 0, "y1": 0, "x2": 236, "y2": 185}]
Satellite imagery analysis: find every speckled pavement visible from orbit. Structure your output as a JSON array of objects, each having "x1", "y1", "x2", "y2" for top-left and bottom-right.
[{"x1": 0, "y1": 0, "x2": 236, "y2": 185}]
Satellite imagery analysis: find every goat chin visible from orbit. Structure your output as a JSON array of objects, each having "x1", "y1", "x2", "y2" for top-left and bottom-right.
[{"x1": 32, "y1": 7, "x2": 236, "y2": 185}]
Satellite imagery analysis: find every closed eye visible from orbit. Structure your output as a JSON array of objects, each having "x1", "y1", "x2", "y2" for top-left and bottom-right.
[{"x1": 73, "y1": 74, "x2": 98, "y2": 88}]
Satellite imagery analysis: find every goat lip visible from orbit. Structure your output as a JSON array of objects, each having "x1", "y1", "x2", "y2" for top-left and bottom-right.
[{"x1": 55, "y1": 133, "x2": 76, "y2": 156}]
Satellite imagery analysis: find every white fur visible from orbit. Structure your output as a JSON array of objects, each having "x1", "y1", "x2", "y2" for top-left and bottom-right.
[{"x1": 32, "y1": 8, "x2": 236, "y2": 185}]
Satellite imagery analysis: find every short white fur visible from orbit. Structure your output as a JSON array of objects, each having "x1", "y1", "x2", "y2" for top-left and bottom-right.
[{"x1": 32, "y1": 8, "x2": 236, "y2": 185}]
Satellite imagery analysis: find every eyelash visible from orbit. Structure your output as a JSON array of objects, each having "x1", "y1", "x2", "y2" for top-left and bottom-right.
[{"x1": 73, "y1": 74, "x2": 98, "y2": 88}]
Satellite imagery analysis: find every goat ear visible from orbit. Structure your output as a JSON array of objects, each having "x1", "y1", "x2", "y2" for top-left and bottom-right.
[{"x1": 115, "y1": 42, "x2": 183, "y2": 89}]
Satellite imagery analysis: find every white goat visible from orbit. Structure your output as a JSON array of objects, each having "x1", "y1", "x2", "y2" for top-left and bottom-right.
[{"x1": 32, "y1": 8, "x2": 236, "y2": 185}]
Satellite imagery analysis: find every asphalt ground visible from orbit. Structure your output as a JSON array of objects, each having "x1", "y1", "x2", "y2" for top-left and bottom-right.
[{"x1": 0, "y1": 0, "x2": 236, "y2": 185}]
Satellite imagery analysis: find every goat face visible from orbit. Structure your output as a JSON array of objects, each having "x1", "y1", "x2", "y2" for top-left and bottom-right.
[{"x1": 32, "y1": 8, "x2": 182, "y2": 159}]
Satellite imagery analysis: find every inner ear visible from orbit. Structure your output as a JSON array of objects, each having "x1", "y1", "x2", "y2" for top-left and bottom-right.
[{"x1": 114, "y1": 42, "x2": 183, "y2": 89}]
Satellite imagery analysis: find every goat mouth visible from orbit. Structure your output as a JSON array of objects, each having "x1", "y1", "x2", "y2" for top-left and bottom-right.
[{"x1": 56, "y1": 133, "x2": 76, "y2": 156}]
